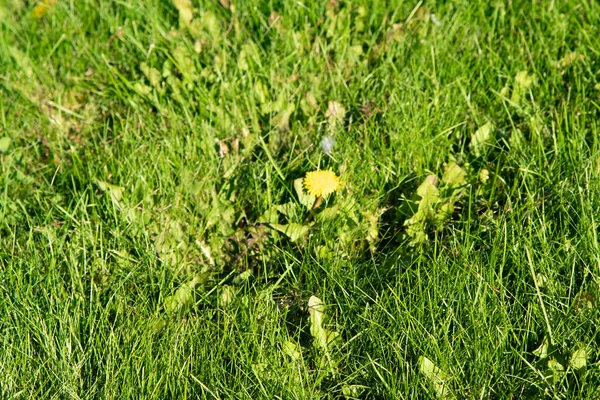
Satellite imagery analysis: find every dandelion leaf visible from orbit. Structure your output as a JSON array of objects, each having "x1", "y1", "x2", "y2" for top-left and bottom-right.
[
  {"x1": 470, "y1": 122, "x2": 493, "y2": 157},
  {"x1": 404, "y1": 175, "x2": 439, "y2": 245},
  {"x1": 511, "y1": 70, "x2": 534, "y2": 105},
  {"x1": 441, "y1": 162, "x2": 466, "y2": 195},
  {"x1": 276, "y1": 202, "x2": 298, "y2": 218},
  {"x1": 569, "y1": 347, "x2": 587, "y2": 373},
  {"x1": 257, "y1": 207, "x2": 278, "y2": 224},
  {"x1": 172, "y1": 45, "x2": 198, "y2": 84},
  {"x1": 96, "y1": 179, "x2": 125, "y2": 204},
  {"x1": 308, "y1": 296, "x2": 340, "y2": 352},
  {"x1": 140, "y1": 62, "x2": 162, "y2": 89},
  {"x1": 547, "y1": 358, "x2": 565, "y2": 385},
  {"x1": 164, "y1": 275, "x2": 202, "y2": 314},
  {"x1": 418, "y1": 356, "x2": 454, "y2": 399},
  {"x1": 270, "y1": 223, "x2": 309, "y2": 242},
  {"x1": 363, "y1": 210, "x2": 380, "y2": 253},
  {"x1": 172, "y1": 0, "x2": 194, "y2": 27},
  {"x1": 294, "y1": 178, "x2": 316, "y2": 209},
  {"x1": 272, "y1": 102, "x2": 295, "y2": 131},
  {"x1": 315, "y1": 204, "x2": 339, "y2": 222},
  {"x1": 218, "y1": 285, "x2": 235, "y2": 308},
  {"x1": 205, "y1": 190, "x2": 235, "y2": 235},
  {"x1": 0, "y1": 137, "x2": 11, "y2": 153},
  {"x1": 282, "y1": 340, "x2": 303, "y2": 362}
]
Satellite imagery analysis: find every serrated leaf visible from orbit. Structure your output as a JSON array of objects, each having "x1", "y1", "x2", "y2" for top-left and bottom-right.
[
  {"x1": 270, "y1": 223, "x2": 309, "y2": 242},
  {"x1": 294, "y1": 178, "x2": 316, "y2": 209},
  {"x1": 200, "y1": 11, "x2": 221, "y2": 41},
  {"x1": 133, "y1": 82, "x2": 152, "y2": 97},
  {"x1": 257, "y1": 207, "x2": 278, "y2": 224},
  {"x1": 404, "y1": 175, "x2": 439, "y2": 245},
  {"x1": 418, "y1": 356, "x2": 454, "y2": 399},
  {"x1": 276, "y1": 202, "x2": 298, "y2": 218},
  {"x1": 434, "y1": 202, "x2": 454, "y2": 230},
  {"x1": 416, "y1": 175, "x2": 440, "y2": 205},
  {"x1": 470, "y1": 122, "x2": 493, "y2": 156},
  {"x1": 363, "y1": 210, "x2": 380, "y2": 252},
  {"x1": 205, "y1": 190, "x2": 235, "y2": 235},
  {"x1": 140, "y1": 62, "x2": 162, "y2": 88},
  {"x1": 172, "y1": 45, "x2": 197, "y2": 84},
  {"x1": 164, "y1": 275, "x2": 202, "y2": 314}
]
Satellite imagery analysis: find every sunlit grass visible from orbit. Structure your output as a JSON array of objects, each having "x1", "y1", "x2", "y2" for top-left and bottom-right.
[{"x1": 1, "y1": 0, "x2": 600, "y2": 398}]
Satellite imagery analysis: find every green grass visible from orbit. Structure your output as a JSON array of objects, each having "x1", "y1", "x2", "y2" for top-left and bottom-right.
[{"x1": 1, "y1": 0, "x2": 600, "y2": 398}]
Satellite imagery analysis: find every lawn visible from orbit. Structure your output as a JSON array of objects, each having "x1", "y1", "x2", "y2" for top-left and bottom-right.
[{"x1": 1, "y1": 0, "x2": 600, "y2": 398}]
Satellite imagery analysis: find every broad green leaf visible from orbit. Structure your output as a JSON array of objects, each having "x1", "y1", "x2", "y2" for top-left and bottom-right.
[
  {"x1": 479, "y1": 169, "x2": 490, "y2": 184},
  {"x1": 172, "y1": 45, "x2": 198, "y2": 84},
  {"x1": 205, "y1": 190, "x2": 235, "y2": 235},
  {"x1": 547, "y1": 358, "x2": 565, "y2": 385},
  {"x1": 232, "y1": 269, "x2": 253, "y2": 285},
  {"x1": 218, "y1": 285, "x2": 235, "y2": 308},
  {"x1": 254, "y1": 81, "x2": 268, "y2": 104},
  {"x1": 557, "y1": 52, "x2": 583, "y2": 69},
  {"x1": 8, "y1": 46, "x2": 34, "y2": 78},
  {"x1": 294, "y1": 177, "x2": 316, "y2": 209},
  {"x1": 96, "y1": 179, "x2": 125, "y2": 203},
  {"x1": 276, "y1": 202, "x2": 298, "y2": 218},
  {"x1": 315, "y1": 204, "x2": 339, "y2": 222},
  {"x1": 282, "y1": 340, "x2": 302, "y2": 361},
  {"x1": 418, "y1": 356, "x2": 454, "y2": 399},
  {"x1": 238, "y1": 42, "x2": 262, "y2": 71},
  {"x1": 308, "y1": 296, "x2": 340, "y2": 356},
  {"x1": 0, "y1": 137, "x2": 11, "y2": 153},
  {"x1": 200, "y1": 11, "x2": 221, "y2": 41},
  {"x1": 434, "y1": 202, "x2": 454, "y2": 229},
  {"x1": 172, "y1": 0, "x2": 194, "y2": 27},
  {"x1": 533, "y1": 337, "x2": 549, "y2": 359},
  {"x1": 164, "y1": 275, "x2": 202, "y2": 314},
  {"x1": 569, "y1": 347, "x2": 587, "y2": 372},
  {"x1": 342, "y1": 384, "x2": 366, "y2": 399},
  {"x1": 404, "y1": 175, "x2": 439, "y2": 245},
  {"x1": 272, "y1": 102, "x2": 295, "y2": 131},
  {"x1": 140, "y1": 62, "x2": 162, "y2": 88},
  {"x1": 133, "y1": 82, "x2": 152, "y2": 97},
  {"x1": 257, "y1": 207, "x2": 278, "y2": 224},
  {"x1": 441, "y1": 162, "x2": 466, "y2": 194},
  {"x1": 270, "y1": 223, "x2": 309, "y2": 242},
  {"x1": 469, "y1": 122, "x2": 493, "y2": 156},
  {"x1": 325, "y1": 101, "x2": 346, "y2": 121},
  {"x1": 316, "y1": 245, "x2": 333, "y2": 259},
  {"x1": 363, "y1": 210, "x2": 380, "y2": 252},
  {"x1": 511, "y1": 70, "x2": 534, "y2": 105},
  {"x1": 416, "y1": 175, "x2": 440, "y2": 206}
]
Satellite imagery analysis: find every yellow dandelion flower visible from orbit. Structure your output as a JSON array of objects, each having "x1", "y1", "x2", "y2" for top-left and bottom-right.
[
  {"x1": 304, "y1": 169, "x2": 341, "y2": 197},
  {"x1": 32, "y1": 4, "x2": 47, "y2": 19}
]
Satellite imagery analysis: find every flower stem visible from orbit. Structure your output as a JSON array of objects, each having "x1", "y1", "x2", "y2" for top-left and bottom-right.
[{"x1": 304, "y1": 195, "x2": 323, "y2": 223}]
